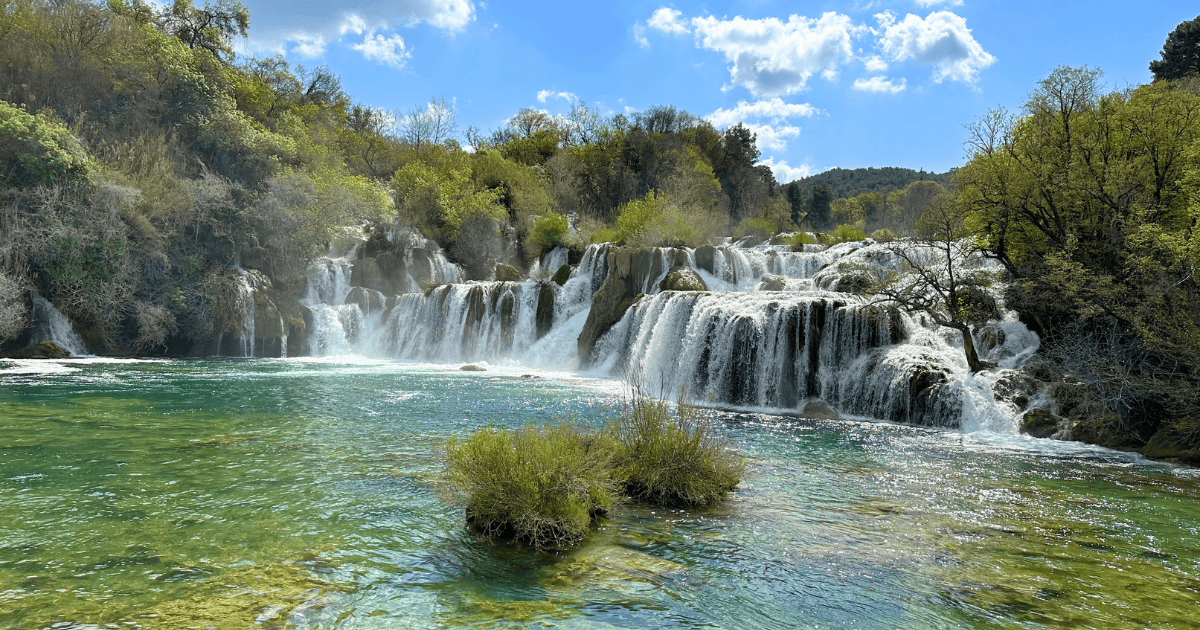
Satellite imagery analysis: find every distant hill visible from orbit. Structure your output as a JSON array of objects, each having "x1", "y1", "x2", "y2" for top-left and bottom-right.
[{"x1": 789, "y1": 167, "x2": 955, "y2": 198}]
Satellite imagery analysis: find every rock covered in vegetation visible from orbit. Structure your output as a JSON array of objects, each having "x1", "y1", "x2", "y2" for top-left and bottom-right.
[
  {"x1": 658, "y1": 266, "x2": 707, "y2": 292},
  {"x1": 4, "y1": 339, "x2": 71, "y2": 359},
  {"x1": 1020, "y1": 409, "x2": 1063, "y2": 439},
  {"x1": 551, "y1": 264, "x2": 571, "y2": 286},
  {"x1": 494, "y1": 263, "x2": 524, "y2": 282}
]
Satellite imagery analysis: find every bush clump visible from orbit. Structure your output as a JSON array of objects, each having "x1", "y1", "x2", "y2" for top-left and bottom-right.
[
  {"x1": 440, "y1": 396, "x2": 745, "y2": 550},
  {"x1": 441, "y1": 423, "x2": 620, "y2": 551},
  {"x1": 614, "y1": 396, "x2": 745, "y2": 507}
]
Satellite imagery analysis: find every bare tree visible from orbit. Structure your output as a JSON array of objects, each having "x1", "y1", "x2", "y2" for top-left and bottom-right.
[
  {"x1": 869, "y1": 195, "x2": 999, "y2": 372},
  {"x1": 400, "y1": 95, "x2": 457, "y2": 147}
]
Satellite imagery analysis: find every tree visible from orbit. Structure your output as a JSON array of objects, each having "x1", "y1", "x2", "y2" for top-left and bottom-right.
[
  {"x1": 807, "y1": 184, "x2": 833, "y2": 231},
  {"x1": 400, "y1": 96, "x2": 457, "y2": 148},
  {"x1": 869, "y1": 196, "x2": 998, "y2": 372},
  {"x1": 1150, "y1": 15, "x2": 1200, "y2": 81},
  {"x1": 161, "y1": 0, "x2": 249, "y2": 62}
]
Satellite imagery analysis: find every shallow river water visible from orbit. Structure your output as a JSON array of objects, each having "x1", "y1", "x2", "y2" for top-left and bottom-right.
[{"x1": 2, "y1": 358, "x2": 1198, "y2": 629}]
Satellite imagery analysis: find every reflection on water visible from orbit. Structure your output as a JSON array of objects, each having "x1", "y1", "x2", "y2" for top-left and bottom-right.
[{"x1": 1, "y1": 359, "x2": 1198, "y2": 629}]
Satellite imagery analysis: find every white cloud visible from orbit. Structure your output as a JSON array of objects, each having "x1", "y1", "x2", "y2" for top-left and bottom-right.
[
  {"x1": 915, "y1": 0, "x2": 963, "y2": 7},
  {"x1": 853, "y1": 75, "x2": 907, "y2": 93},
  {"x1": 690, "y1": 13, "x2": 864, "y2": 96},
  {"x1": 743, "y1": 123, "x2": 801, "y2": 152},
  {"x1": 352, "y1": 32, "x2": 411, "y2": 68},
  {"x1": 239, "y1": 1, "x2": 475, "y2": 61},
  {"x1": 647, "y1": 7, "x2": 690, "y2": 35},
  {"x1": 340, "y1": 14, "x2": 369, "y2": 36},
  {"x1": 706, "y1": 98, "x2": 819, "y2": 128},
  {"x1": 758, "y1": 157, "x2": 812, "y2": 183},
  {"x1": 864, "y1": 55, "x2": 888, "y2": 72},
  {"x1": 876, "y1": 11, "x2": 995, "y2": 83},
  {"x1": 536, "y1": 90, "x2": 575, "y2": 103},
  {"x1": 290, "y1": 34, "x2": 327, "y2": 58}
]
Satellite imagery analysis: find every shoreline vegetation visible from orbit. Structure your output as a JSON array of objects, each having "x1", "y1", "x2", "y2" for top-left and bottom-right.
[
  {"x1": 1, "y1": 2, "x2": 1199, "y2": 464},
  {"x1": 440, "y1": 392, "x2": 746, "y2": 551}
]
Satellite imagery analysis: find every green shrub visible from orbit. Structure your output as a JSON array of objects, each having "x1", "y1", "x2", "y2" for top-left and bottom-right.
[
  {"x1": 614, "y1": 396, "x2": 745, "y2": 507},
  {"x1": 441, "y1": 423, "x2": 620, "y2": 551},
  {"x1": 732, "y1": 216, "x2": 777, "y2": 241},
  {"x1": 783, "y1": 232, "x2": 817, "y2": 251},
  {"x1": 525, "y1": 212, "x2": 569, "y2": 258},
  {"x1": 0, "y1": 100, "x2": 90, "y2": 187},
  {"x1": 820, "y1": 224, "x2": 867, "y2": 244},
  {"x1": 869, "y1": 228, "x2": 899, "y2": 243}
]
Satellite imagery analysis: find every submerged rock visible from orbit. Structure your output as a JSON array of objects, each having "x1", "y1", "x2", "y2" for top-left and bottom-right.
[
  {"x1": 801, "y1": 401, "x2": 841, "y2": 420},
  {"x1": 659, "y1": 266, "x2": 707, "y2": 292},
  {"x1": 1141, "y1": 430, "x2": 1200, "y2": 465},
  {"x1": 5, "y1": 339, "x2": 71, "y2": 359},
  {"x1": 460, "y1": 364, "x2": 487, "y2": 372}
]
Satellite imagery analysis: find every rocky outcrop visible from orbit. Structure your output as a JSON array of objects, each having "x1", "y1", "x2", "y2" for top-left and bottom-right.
[
  {"x1": 495, "y1": 264, "x2": 524, "y2": 282},
  {"x1": 1020, "y1": 408, "x2": 1062, "y2": 438},
  {"x1": 536, "y1": 283, "x2": 556, "y2": 340},
  {"x1": 551, "y1": 264, "x2": 571, "y2": 286},
  {"x1": 758, "y1": 274, "x2": 786, "y2": 292},
  {"x1": 659, "y1": 266, "x2": 707, "y2": 292},
  {"x1": 345, "y1": 287, "x2": 386, "y2": 314},
  {"x1": 694, "y1": 244, "x2": 715, "y2": 275},
  {"x1": 577, "y1": 275, "x2": 639, "y2": 366},
  {"x1": 4, "y1": 339, "x2": 71, "y2": 359}
]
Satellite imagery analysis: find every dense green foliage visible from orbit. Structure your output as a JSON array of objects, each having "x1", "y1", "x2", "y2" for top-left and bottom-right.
[
  {"x1": 1150, "y1": 15, "x2": 1200, "y2": 82},
  {"x1": 440, "y1": 395, "x2": 745, "y2": 550},
  {"x1": 953, "y1": 66, "x2": 1200, "y2": 448},
  {"x1": 790, "y1": 166, "x2": 952, "y2": 199}
]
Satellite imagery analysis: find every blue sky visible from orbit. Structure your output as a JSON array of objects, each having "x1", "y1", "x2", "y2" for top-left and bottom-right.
[{"x1": 231, "y1": 1, "x2": 1197, "y2": 183}]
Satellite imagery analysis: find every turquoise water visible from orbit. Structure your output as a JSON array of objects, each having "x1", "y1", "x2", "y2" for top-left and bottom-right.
[{"x1": 1, "y1": 358, "x2": 1198, "y2": 629}]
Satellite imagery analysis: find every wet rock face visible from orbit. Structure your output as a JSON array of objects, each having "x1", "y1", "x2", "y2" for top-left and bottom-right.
[
  {"x1": 694, "y1": 245, "x2": 716, "y2": 275},
  {"x1": 659, "y1": 267, "x2": 707, "y2": 292},
  {"x1": 3, "y1": 339, "x2": 71, "y2": 359},
  {"x1": 551, "y1": 264, "x2": 571, "y2": 287},
  {"x1": 1021, "y1": 408, "x2": 1062, "y2": 438},
  {"x1": 536, "y1": 283, "x2": 556, "y2": 340},
  {"x1": 993, "y1": 370, "x2": 1041, "y2": 411},
  {"x1": 577, "y1": 275, "x2": 639, "y2": 366},
  {"x1": 345, "y1": 287, "x2": 385, "y2": 314},
  {"x1": 758, "y1": 274, "x2": 786, "y2": 292}
]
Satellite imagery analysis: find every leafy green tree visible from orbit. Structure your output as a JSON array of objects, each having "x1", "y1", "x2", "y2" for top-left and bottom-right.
[
  {"x1": 0, "y1": 101, "x2": 90, "y2": 187},
  {"x1": 1150, "y1": 15, "x2": 1200, "y2": 81},
  {"x1": 807, "y1": 184, "x2": 833, "y2": 231}
]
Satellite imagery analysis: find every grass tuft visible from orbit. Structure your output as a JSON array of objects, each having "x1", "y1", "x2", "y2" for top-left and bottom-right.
[
  {"x1": 614, "y1": 396, "x2": 745, "y2": 507},
  {"x1": 440, "y1": 423, "x2": 620, "y2": 551}
]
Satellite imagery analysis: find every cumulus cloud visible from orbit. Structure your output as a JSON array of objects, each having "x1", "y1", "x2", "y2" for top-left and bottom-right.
[
  {"x1": 647, "y1": 7, "x2": 690, "y2": 35},
  {"x1": 352, "y1": 32, "x2": 411, "y2": 68},
  {"x1": 743, "y1": 123, "x2": 802, "y2": 152},
  {"x1": 638, "y1": 8, "x2": 994, "y2": 92},
  {"x1": 690, "y1": 13, "x2": 864, "y2": 96},
  {"x1": 706, "y1": 98, "x2": 819, "y2": 128},
  {"x1": 864, "y1": 55, "x2": 889, "y2": 72},
  {"x1": 240, "y1": 1, "x2": 475, "y2": 61},
  {"x1": 290, "y1": 34, "x2": 327, "y2": 58},
  {"x1": 876, "y1": 11, "x2": 995, "y2": 83},
  {"x1": 853, "y1": 75, "x2": 907, "y2": 93},
  {"x1": 537, "y1": 90, "x2": 576, "y2": 103},
  {"x1": 758, "y1": 157, "x2": 812, "y2": 183}
]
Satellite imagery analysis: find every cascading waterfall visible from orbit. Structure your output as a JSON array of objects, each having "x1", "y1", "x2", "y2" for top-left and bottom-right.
[
  {"x1": 294, "y1": 234, "x2": 1041, "y2": 434},
  {"x1": 28, "y1": 293, "x2": 88, "y2": 356},
  {"x1": 214, "y1": 269, "x2": 256, "y2": 357}
]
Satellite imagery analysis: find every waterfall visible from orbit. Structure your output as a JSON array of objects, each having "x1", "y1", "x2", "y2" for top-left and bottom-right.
[
  {"x1": 28, "y1": 293, "x2": 88, "y2": 356},
  {"x1": 214, "y1": 269, "x2": 256, "y2": 357}
]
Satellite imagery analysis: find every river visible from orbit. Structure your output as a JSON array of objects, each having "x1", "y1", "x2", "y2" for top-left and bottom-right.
[{"x1": 2, "y1": 357, "x2": 1197, "y2": 628}]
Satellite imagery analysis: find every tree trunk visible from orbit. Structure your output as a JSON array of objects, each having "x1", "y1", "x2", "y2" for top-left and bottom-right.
[{"x1": 957, "y1": 324, "x2": 986, "y2": 373}]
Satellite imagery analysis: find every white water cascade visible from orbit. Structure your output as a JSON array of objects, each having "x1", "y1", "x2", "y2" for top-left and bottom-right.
[
  {"x1": 296, "y1": 236, "x2": 1042, "y2": 433},
  {"x1": 28, "y1": 293, "x2": 88, "y2": 356}
]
